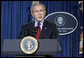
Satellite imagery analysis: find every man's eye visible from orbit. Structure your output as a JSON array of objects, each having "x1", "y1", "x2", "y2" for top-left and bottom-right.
[
  {"x1": 40, "y1": 10, "x2": 42, "y2": 11},
  {"x1": 40, "y1": 10, "x2": 44, "y2": 12},
  {"x1": 35, "y1": 11, "x2": 39, "y2": 12},
  {"x1": 34, "y1": 10, "x2": 44, "y2": 13}
]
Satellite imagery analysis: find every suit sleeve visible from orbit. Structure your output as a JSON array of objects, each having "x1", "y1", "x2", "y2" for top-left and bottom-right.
[
  {"x1": 51, "y1": 24, "x2": 59, "y2": 39},
  {"x1": 18, "y1": 25, "x2": 29, "y2": 39},
  {"x1": 50, "y1": 23, "x2": 61, "y2": 53}
]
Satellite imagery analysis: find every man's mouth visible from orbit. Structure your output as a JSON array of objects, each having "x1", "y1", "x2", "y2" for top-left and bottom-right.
[{"x1": 38, "y1": 16, "x2": 42, "y2": 18}]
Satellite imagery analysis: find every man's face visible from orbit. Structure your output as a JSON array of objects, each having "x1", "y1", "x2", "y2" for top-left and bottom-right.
[{"x1": 31, "y1": 5, "x2": 46, "y2": 22}]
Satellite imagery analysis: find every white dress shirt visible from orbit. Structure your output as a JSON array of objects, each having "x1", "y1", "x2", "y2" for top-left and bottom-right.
[{"x1": 34, "y1": 20, "x2": 44, "y2": 31}]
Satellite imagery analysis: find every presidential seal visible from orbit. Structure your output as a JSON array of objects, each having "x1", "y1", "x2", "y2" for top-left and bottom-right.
[
  {"x1": 55, "y1": 15, "x2": 66, "y2": 26},
  {"x1": 20, "y1": 36, "x2": 38, "y2": 54}
]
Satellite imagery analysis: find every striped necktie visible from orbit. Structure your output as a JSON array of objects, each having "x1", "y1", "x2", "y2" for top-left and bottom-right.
[{"x1": 35, "y1": 21, "x2": 41, "y2": 39}]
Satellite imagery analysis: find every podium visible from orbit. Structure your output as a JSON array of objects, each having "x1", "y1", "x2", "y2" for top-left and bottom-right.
[{"x1": 2, "y1": 39, "x2": 61, "y2": 56}]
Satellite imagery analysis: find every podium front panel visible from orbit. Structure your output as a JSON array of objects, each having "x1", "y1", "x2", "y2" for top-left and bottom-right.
[{"x1": 2, "y1": 39, "x2": 61, "y2": 56}]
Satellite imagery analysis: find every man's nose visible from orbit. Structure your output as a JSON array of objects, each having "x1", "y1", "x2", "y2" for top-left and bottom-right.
[{"x1": 38, "y1": 11, "x2": 42, "y2": 15}]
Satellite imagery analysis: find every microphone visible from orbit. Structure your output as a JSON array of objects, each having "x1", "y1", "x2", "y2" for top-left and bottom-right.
[{"x1": 32, "y1": 27, "x2": 38, "y2": 37}]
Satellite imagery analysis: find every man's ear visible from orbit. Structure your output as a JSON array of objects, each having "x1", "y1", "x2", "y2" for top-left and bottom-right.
[
  {"x1": 45, "y1": 11, "x2": 46, "y2": 16},
  {"x1": 31, "y1": 12, "x2": 34, "y2": 17},
  {"x1": 44, "y1": 10, "x2": 46, "y2": 17}
]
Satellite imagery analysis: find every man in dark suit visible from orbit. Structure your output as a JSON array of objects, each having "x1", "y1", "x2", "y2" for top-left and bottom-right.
[{"x1": 18, "y1": 3, "x2": 59, "y2": 40}]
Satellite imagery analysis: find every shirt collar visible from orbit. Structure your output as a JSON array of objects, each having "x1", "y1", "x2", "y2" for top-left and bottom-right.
[
  {"x1": 35, "y1": 19, "x2": 44, "y2": 26},
  {"x1": 34, "y1": 19, "x2": 44, "y2": 30}
]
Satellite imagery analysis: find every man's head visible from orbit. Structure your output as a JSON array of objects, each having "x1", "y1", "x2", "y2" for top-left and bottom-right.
[{"x1": 30, "y1": 3, "x2": 46, "y2": 22}]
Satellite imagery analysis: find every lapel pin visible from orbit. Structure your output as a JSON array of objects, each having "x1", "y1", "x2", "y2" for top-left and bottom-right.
[{"x1": 45, "y1": 28, "x2": 47, "y2": 30}]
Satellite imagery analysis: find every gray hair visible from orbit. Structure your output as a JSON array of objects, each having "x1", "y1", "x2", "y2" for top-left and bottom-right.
[{"x1": 30, "y1": 3, "x2": 46, "y2": 13}]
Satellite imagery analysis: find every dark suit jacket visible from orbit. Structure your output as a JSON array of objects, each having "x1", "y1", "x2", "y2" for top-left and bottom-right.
[{"x1": 18, "y1": 20, "x2": 59, "y2": 39}]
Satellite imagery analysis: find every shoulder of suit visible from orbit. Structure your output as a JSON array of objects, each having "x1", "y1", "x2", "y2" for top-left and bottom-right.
[
  {"x1": 44, "y1": 20, "x2": 58, "y2": 31},
  {"x1": 44, "y1": 20, "x2": 56, "y2": 26},
  {"x1": 22, "y1": 21, "x2": 34, "y2": 27}
]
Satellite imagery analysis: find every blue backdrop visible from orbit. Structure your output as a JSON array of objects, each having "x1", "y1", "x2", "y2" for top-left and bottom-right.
[{"x1": 1, "y1": 1, "x2": 83, "y2": 57}]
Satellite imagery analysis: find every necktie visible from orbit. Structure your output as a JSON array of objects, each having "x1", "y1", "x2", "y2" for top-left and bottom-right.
[{"x1": 35, "y1": 21, "x2": 41, "y2": 39}]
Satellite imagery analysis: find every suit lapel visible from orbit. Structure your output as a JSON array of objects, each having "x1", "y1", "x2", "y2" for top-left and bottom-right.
[
  {"x1": 40, "y1": 20, "x2": 48, "y2": 39},
  {"x1": 28, "y1": 21, "x2": 34, "y2": 36},
  {"x1": 30, "y1": 20, "x2": 49, "y2": 39}
]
